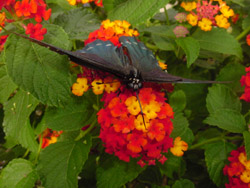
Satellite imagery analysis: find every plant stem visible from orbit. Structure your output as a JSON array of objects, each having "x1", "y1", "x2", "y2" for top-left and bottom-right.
[
  {"x1": 22, "y1": 149, "x2": 30, "y2": 158},
  {"x1": 34, "y1": 136, "x2": 43, "y2": 164},
  {"x1": 75, "y1": 118, "x2": 97, "y2": 141},
  {"x1": 145, "y1": 43, "x2": 158, "y2": 50},
  {"x1": 164, "y1": 6, "x2": 170, "y2": 25},
  {"x1": 236, "y1": 25, "x2": 250, "y2": 41}
]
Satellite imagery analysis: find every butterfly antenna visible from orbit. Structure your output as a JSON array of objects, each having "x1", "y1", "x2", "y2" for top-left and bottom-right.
[{"x1": 135, "y1": 90, "x2": 147, "y2": 130}]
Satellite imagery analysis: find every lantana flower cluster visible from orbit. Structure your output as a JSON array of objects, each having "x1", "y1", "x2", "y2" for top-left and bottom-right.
[
  {"x1": 181, "y1": 0, "x2": 235, "y2": 31},
  {"x1": 71, "y1": 19, "x2": 188, "y2": 166},
  {"x1": 223, "y1": 146, "x2": 250, "y2": 187},
  {"x1": 67, "y1": 0, "x2": 102, "y2": 7},
  {"x1": 0, "y1": 0, "x2": 51, "y2": 43},
  {"x1": 240, "y1": 67, "x2": 250, "y2": 102},
  {"x1": 246, "y1": 34, "x2": 250, "y2": 46},
  {"x1": 39, "y1": 128, "x2": 63, "y2": 149}
]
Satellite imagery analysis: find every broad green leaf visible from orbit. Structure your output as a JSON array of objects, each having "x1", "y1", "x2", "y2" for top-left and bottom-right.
[
  {"x1": 216, "y1": 62, "x2": 245, "y2": 92},
  {"x1": 96, "y1": 156, "x2": 144, "y2": 188},
  {"x1": 3, "y1": 90, "x2": 39, "y2": 152},
  {"x1": 0, "y1": 158, "x2": 39, "y2": 188},
  {"x1": 141, "y1": 25, "x2": 176, "y2": 37},
  {"x1": 46, "y1": 0, "x2": 73, "y2": 10},
  {"x1": 204, "y1": 141, "x2": 235, "y2": 187},
  {"x1": 108, "y1": 0, "x2": 170, "y2": 25},
  {"x1": 54, "y1": 8, "x2": 100, "y2": 40},
  {"x1": 5, "y1": 24, "x2": 72, "y2": 106},
  {"x1": 103, "y1": 0, "x2": 115, "y2": 12},
  {"x1": 204, "y1": 109, "x2": 246, "y2": 133},
  {"x1": 169, "y1": 90, "x2": 186, "y2": 112},
  {"x1": 160, "y1": 155, "x2": 185, "y2": 179},
  {"x1": 172, "y1": 179, "x2": 195, "y2": 188},
  {"x1": 193, "y1": 28, "x2": 242, "y2": 59},
  {"x1": 243, "y1": 131, "x2": 250, "y2": 160},
  {"x1": 0, "y1": 65, "x2": 17, "y2": 103},
  {"x1": 175, "y1": 37, "x2": 200, "y2": 67},
  {"x1": 231, "y1": 0, "x2": 245, "y2": 6},
  {"x1": 242, "y1": 15, "x2": 250, "y2": 30},
  {"x1": 38, "y1": 137, "x2": 92, "y2": 188},
  {"x1": 152, "y1": 34, "x2": 176, "y2": 51},
  {"x1": 171, "y1": 112, "x2": 194, "y2": 145},
  {"x1": 44, "y1": 96, "x2": 94, "y2": 131},
  {"x1": 206, "y1": 84, "x2": 241, "y2": 114}
]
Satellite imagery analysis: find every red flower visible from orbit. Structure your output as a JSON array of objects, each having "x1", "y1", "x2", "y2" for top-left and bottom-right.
[
  {"x1": 240, "y1": 67, "x2": 250, "y2": 102},
  {"x1": 15, "y1": 0, "x2": 37, "y2": 17},
  {"x1": 246, "y1": 34, "x2": 250, "y2": 46},
  {"x1": 25, "y1": 23, "x2": 47, "y2": 40}
]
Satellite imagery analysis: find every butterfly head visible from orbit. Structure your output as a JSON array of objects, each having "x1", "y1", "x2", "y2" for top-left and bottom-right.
[{"x1": 125, "y1": 67, "x2": 143, "y2": 91}]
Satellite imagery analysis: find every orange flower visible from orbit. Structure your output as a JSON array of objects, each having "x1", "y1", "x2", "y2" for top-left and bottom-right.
[
  {"x1": 247, "y1": 35, "x2": 250, "y2": 46},
  {"x1": 15, "y1": 0, "x2": 37, "y2": 17},
  {"x1": 72, "y1": 78, "x2": 89, "y2": 96},
  {"x1": 170, "y1": 137, "x2": 188, "y2": 156}
]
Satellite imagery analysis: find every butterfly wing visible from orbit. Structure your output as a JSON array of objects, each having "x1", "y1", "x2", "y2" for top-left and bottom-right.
[
  {"x1": 119, "y1": 36, "x2": 225, "y2": 84},
  {"x1": 11, "y1": 32, "x2": 126, "y2": 78}
]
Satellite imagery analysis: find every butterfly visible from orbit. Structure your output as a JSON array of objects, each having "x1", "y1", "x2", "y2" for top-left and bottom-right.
[{"x1": 11, "y1": 32, "x2": 224, "y2": 92}]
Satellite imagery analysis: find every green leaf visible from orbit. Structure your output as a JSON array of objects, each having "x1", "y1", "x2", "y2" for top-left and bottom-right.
[
  {"x1": 172, "y1": 179, "x2": 195, "y2": 188},
  {"x1": 0, "y1": 65, "x2": 17, "y2": 103},
  {"x1": 152, "y1": 34, "x2": 176, "y2": 51},
  {"x1": 206, "y1": 84, "x2": 241, "y2": 114},
  {"x1": 231, "y1": 0, "x2": 246, "y2": 6},
  {"x1": 96, "y1": 156, "x2": 144, "y2": 188},
  {"x1": 138, "y1": 166, "x2": 162, "y2": 185},
  {"x1": 142, "y1": 25, "x2": 176, "y2": 37},
  {"x1": 3, "y1": 90, "x2": 39, "y2": 152},
  {"x1": 44, "y1": 96, "x2": 94, "y2": 131},
  {"x1": 37, "y1": 137, "x2": 92, "y2": 188},
  {"x1": 0, "y1": 158, "x2": 39, "y2": 188},
  {"x1": 193, "y1": 28, "x2": 242, "y2": 59},
  {"x1": 169, "y1": 90, "x2": 186, "y2": 112},
  {"x1": 216, "y1": 62, "x2": 245, "y2": 92},
  {"x1": 54, "y1": 8, "x2": 100, "y2": 40},
  {"x1": 160, "y1": 155, "x2": 185, "y2": 179},
  {"x1": 243, "y1": 131, "x2": 250, "y2": 160},
  {"x1": 175, "y1": 37, "x2": 200, "y2": 67},
  {"x1": 46, "y1": 0, "x2": 73, "y2": 10},
  {"x1": 108, "y1": 0, "x2": 170, "y2": 25},
  {"x1": 242, "y1": 15, "x2": 250, "y2": 30},
  {"x1": 103, "y1": 0, "x2": 115, "y2": 12},
  {"x1": 4, "y1": 24, "x2": 72, "y2": 106},
  {"x1": 204, "y1": 109, "x2": 246, "y2": 133},
  {"x1": 171, "y1": 112, "x2": 194, "y2": 145},
  {"x1": 204, "y1": 141, "x2": 235, "y2": 187}
]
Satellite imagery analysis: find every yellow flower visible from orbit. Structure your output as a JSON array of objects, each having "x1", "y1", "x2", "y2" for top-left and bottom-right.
[
  {"x1": 72, "y1": 78, "x2": 89, "y2": 96},
  {"x1": 114, "y1": 26, "x2": 124, "y2": 35},
  {"x1": 143, "y1": 101, "x2": 161, "y2": 119},
  {"x1": 181, "y1": 1, "x2": 197, "y2": 11},
  {"x1": 104, "y1": 77, "x2": 121, "y2": 93},
  {"x1": 158, "y1": 61, "x2": 167, "y2": 70},
  {"x1": 125, "y1": 96, "x2": 141, "y2": 116},
  {"x1": 0, "y1": 12, "x2": 5, "y2": 24},
  {"x1": 170, "y1": 137, "x2": 188, "y2": 157},
  {"x1": 220, "y1": 5, "x2": 234, "y2": 18},
  {"x1": 238, "y1": 152, "x2": 250, "y2": 170},
  {"x1": 82, "y1": 0, "x2": 90, "y2": 3},
  {"x1": 187, "y1": 13, "x2": 198, "y2": 26},
  {"x1": 198, "y1": 18, "x2": 212, "y2": 31},
  {"x1": 121, "y1": 20, "x2": 131, "y2": 29},
  {"x1": 215, "y1": 15, "x2": 230, "y2": 29},
  {"x1": 91, "y1": 79, "x2": 105, "y2": 95},
  {"x1": 67, "y1": 0, "x2": 76, "y2": 5},
  {"x1": 240, "y1": 170, "x2": 250, "y2": 184},
  {"x1": 134, "y1": 114, "x2": 150, "y2": 132},
  {"x1": 102, "y1": 19, "x2": 115, "y2": 29}
]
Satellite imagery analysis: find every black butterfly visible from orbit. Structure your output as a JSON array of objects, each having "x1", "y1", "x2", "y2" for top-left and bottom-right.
[{"x1": 11, "y1": 32, "x2": 223, "y2": 91}]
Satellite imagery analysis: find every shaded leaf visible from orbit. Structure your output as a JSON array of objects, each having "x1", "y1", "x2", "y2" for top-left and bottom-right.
[
  {"x1": 204, "y1": 141, "x2": 235, "y2": 187},
  {"x1": 0, "y1": 65, "x2": 17, "y2": 103},
  {"x1": 46, "y1": 0, "x2": 73, "y2": 10},
  {"x1": 37, "y1": 137, "x2": 92, "y2": 188},
  {"x1": 169, "y1": 90, "x2": 186, "y2": 112},
  {"x1": 5, "y1": 24, "x2": 72, "y2": 106},
  {"x1": 243, "y1": 15, "x2": 250, "y2": 30},
  {"x1": 152, "y1": 34, "x2": 176, "y2": 51},
  {"x1": 108, "y1": 0, "x2": 170, "y2": 25},
  {"x1": 44, "y1": 96, "x2": 94, "y2": 131},
  {"x1": 3, "y1": 90, "x2": 39, "y2": 152},
  {"x1": 0, "y1": 158, "x2": 39, "y2": 188},
  {"x1": 96, "y1": 156, "x2": 144, "y2": 188},
  {"x1": 204, "y1": 109, "x2": 246, "y2": 133},
  {"x1": 172, "y1": 179, "x2": 195, "y2": 188},
  {"x1": 193, "y1": 28, "x2": 242, "y2": 59},
  {"x1": 175, "y1": 37, "x2": 200, "y2": 67},
  {"x1": 243, "y1": 131, "x2": 250, "y2": 160}
]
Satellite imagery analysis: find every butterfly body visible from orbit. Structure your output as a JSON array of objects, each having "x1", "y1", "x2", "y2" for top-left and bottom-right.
[{"x1": 11, "y1": 32, "x2": 226, "y2": 89}]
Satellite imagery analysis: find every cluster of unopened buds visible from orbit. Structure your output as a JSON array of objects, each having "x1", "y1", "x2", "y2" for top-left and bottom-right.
[
  {"x1": 240, "y1": 67, "x2": 250, "y2": 102},
  {"x1": 180, "y1": 0, "x2": 235, "y2": 31},
  {"x1": 223, "y1": 146, "x2": 250, "y2": 187},
  {"x1": 71, "y1": 19, "x2": 188, "y2": 167},
  {"x1": 0, "y1": 0, "x2": 51, "y2": 45},
  {"x1": 67, "y1": 0, "x2": 102, "y2": 7}
]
